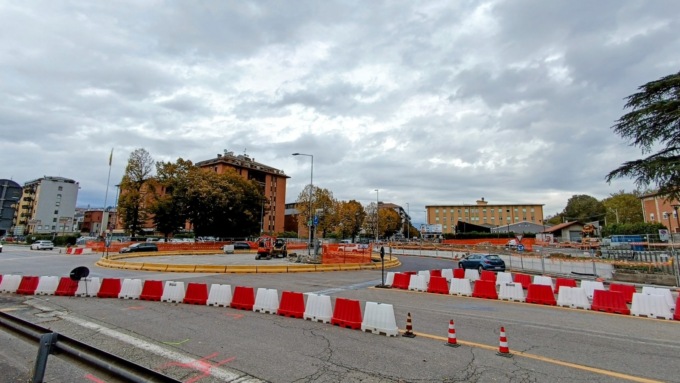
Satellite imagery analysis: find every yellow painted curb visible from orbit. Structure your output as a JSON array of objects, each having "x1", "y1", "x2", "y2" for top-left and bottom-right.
[
  {"x1": 287, "y1": 265, "x2": 317, "y2": 273},
  {"x1": 194, "y1": 265, "x2": 227, "y2": 273},
  {"x1": 122, "y1": 262, "x2": 143, "y2": 270},
  {"x1": 165, "y1": 264, "x2": 197, "y2": 273},
  {"x1": 316, "y1": 265, "x2": 340, "y2": 272},
  {"x1": 257, "y1": 266, "x2": 289, "y2": 273},
  {"x1": 226, "y1": 265, "x2": 257, "y2": 273},
  {"x1": 142, "y1": 263, "x2": 168, "y2": 272},
  {"x1": 339, "y1": 264, "x2": 362, "y2": 271}
]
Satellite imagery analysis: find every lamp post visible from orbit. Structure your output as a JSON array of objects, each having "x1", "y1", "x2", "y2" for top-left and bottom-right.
[
  {"x1": 292, "y1": 153, "x2": 314, "y2": 256},
  {"x1": 374, "y1": 189, "x2": 379, "y2": 244}
]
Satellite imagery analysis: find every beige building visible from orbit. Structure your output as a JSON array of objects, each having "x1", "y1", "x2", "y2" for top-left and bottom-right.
[{"x1": 426, "y1": 198, "x2": 545, "y2": 234}]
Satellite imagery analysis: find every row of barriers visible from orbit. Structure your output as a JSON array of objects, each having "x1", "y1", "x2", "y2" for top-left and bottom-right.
[
  {"x1": 385, "y1": 269, "x2": 680, "y2": 321},
  {"x1": 0, "y1": 274, "x2": 400, "y2": 337}
]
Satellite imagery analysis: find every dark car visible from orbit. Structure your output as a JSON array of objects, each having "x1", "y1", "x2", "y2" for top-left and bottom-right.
[
  {"x1": 233, "y1": 241, "x2": 251, "y2": 250},
  {"x1": 120, "y1": 243, "x2": 158, "y2": 253},
  {"x1": 458, "y1": 254, "x2": 505, "y2": 272}
]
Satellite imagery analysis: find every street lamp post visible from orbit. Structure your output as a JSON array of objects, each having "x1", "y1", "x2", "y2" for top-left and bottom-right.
[
  {"x1": 293, "y1": 153, "x2": 314, "y2": 256},
  {"x1": 374, "y1": 189, "x2": 379, "y2": 243}
]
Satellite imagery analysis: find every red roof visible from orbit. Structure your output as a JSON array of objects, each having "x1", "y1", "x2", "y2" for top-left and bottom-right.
[{"x1": 544, "y1": 221, "x2": 583, "y2": 233}]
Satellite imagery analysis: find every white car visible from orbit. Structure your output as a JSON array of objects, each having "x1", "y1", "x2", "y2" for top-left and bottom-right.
[
  {"x1": 0, "y1": 242, "x2": 3, "y2": 252},
  {"x1": 337, "y1": 243, "x2": 361, "y2": 252},
  {"x1": 31, "y1": 240, "x2": 54, "y2": 250}
]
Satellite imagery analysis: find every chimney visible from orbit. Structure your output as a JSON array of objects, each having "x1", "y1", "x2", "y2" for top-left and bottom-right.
[{"x1": 476, "y1": 197, "x2": 488, "y2": 206}]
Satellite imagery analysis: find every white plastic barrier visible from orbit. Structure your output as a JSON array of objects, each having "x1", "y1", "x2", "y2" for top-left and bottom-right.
[
  {"x1": 499, "y1": 282, "x2": 525, "y2": 302},
  {"x1": 556, "y1": 287, "x2": 591, "y2": 310},
  {"x1": 35, "y1": 276, "x2": 60, "y2": 295},
  {"x1": 580, "y1": 280, "x2": 605, "y2": 300},
  {"x1": 118, "y1": 278, "x2": 143, "y2": 299},
  {"x1": 160, "y1": 281, "x2": 185, "y2": 303},
  {"x1": 641, "y1": 287, "x2": 675, "y2": 310},
  {"x1": 496, "y1": 272, "x2": 513, "y2": 286},
  {"x1": 304, "y1": 293, "x2": 333, "y2": 323},
  {"x1": 361, "y1": 302, "x2": 399, "y2": 337},
  {"x1": 441, "y1": 269, "x2": 454, "y2": 281},
  {"x1": 464, "y1": 269, "x2": 480, "y2": 281},
  {"x1": 253, "y1": 288, "x2": 279, "y2": 314},
  {"x1": 408, "y1": 275, "x2": 428, "y2": 292},
  {"x1": 631, "y1": 293, "x2": 673, "y2": 319},
  {"x1": 75, "y1": 277, "x2": 101, "y2": 297},
  {"x1": 0, "y1": 275, "x2": 22, "y2": 293},
  {"x1": 417, "y1": 270, "x2": 431, "y2": 284},
  {"x1": 533, "y1": 275, "x2": 554, "y2": 290},
  {"x1": 449, "y1": 278, "x2": 473, "y2": 296},
  {"x1": 207, "y1": 284, "x2": 232, "y2": 307},
  {"x1": 385, "y1": 272, "x2": 395, "y2": 287}
]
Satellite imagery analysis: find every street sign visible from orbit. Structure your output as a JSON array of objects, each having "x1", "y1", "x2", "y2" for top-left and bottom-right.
[
  {"x1": 659, "y1": 229, "x2": 669, "y2": 242},
  {"x1": 380, "y1": 246, "x2": 385, "y2": 259},
  {"x1": 517, "y1": 244, "x2": 525, "y2": 252},
  {"x1": 515, "y1": 235, "x2": 523, "y2": 243},
  {"x1": 313, "y1": 215, "x2": 319, "y2": 226}
]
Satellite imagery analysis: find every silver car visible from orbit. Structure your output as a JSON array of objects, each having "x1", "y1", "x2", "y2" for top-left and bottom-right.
[{"x1": 30, "y1": 240, "x2": 54, "y2": 250}]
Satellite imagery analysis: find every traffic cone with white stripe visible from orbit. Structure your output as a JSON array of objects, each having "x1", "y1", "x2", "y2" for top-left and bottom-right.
[
  {"x1": 497, "y1": 326, "x2": 512, "y2": 357},
  {"x1": 403, "y1": 312, "x2": 416, "y2": 338},
  {"x1": 446, "y1": 320, "x2": 459, "y2": 347}
]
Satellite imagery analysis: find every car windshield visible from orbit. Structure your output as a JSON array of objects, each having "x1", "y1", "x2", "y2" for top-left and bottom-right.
[{"x1": 485, "y1": 255, "x2": 501, "y2": 260}]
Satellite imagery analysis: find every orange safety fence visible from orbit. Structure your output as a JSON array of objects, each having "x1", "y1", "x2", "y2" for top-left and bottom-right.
[
  {"x1": 441, "y1": 238, "x2": 535, "y2": 251},
  {"x1": 321, "y1": 244, "x2": 373, "y2": 264},
  {"x1": 86, "y1": 241, "x2": 237, "y2": 253}
]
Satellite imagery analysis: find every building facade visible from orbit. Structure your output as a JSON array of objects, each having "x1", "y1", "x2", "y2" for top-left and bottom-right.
[
  {"x1": 640, "y1": 192, "x2": 680, "y2": 233},
  {"x1": 81, "y1": 209, "x2": 118, "y2": 236},
  {"x1": 15, "y1": 176, "x2": 79, "y2": 235},
  {"x1": 0, "y1": 179, "x2": 22, "y2": 236},
  {"x1": 426, "y1": 198, "x2": 545, "y2": 234},
  {"x1": 196, "y1": 151, "x2": 288, "y2": 234}
]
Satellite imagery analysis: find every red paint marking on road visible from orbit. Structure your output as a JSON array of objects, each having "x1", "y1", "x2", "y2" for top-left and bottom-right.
[
  {"x1": 84, "y1": 373, "x2": 107, "y2": 383},
  {"x1": 123, "y1": 306, "x2": 145, "y2": 310},
  {"x1": 224, "y1": 313, "x2": 244, "y2": 319},
  {"x1": 159, "y1": 352, "x2": 236, "y2": 383}
]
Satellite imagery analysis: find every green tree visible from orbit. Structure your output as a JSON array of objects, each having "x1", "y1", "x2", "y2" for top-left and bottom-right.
[
  {"x1": 295, "y1": 186, "x2": 338, "y2": 238},
  {"x1": 118, "y1": 148, "x2": 155, "y2": 236},
  {"x1": 563, "y1": 195, "x2": 606, "y2": 223},
  {"x1": 380, "y1": 208, "x2": 402, "y2": 238},
  {"x1": 601, "y1": 190, "x2": 644, "y2": 225},
  {"x1": 150, "y1": 158, "x2": 194, "y2": 238},
  {"x1": 606, "y1": 71, "x2": 680, "y2": 201}
]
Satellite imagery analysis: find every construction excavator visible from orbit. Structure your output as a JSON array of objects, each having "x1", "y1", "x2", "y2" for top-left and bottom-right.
[{"x1": 255, "y1": 235, "x2": 288, "y2": 260}]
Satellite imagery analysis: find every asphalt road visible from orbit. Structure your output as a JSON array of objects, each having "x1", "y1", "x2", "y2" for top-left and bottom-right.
[{"x1": 1, "y1": 244, "x2": 678, "y2": 383}]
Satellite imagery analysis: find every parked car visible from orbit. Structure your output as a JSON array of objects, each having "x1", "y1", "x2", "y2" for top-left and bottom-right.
[
  {"x1": 119, "y1": 243, "x2": 159, "y2": 253},
  {"x1": 337, "y1": 243, "x2": 361, "y2": 252},
  {"x1": 31, "y1": 240, "x2": 54, "y2": 250},
  {"x1": 458, "y1": 254, "x2": 505, "y2": 272},
  {"x1": 0, "y1": 242, "x2": 3, "y2": 252},
  {"x1": 233, "y1": 241, "x2": 252, "y2": 250}
]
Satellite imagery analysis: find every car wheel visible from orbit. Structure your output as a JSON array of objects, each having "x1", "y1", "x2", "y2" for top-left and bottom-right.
[
  {"x1": 477, "y1": 265, "x2": 484, "y2": 274},
  {"x1": 458, "y1": 263, "x2": 464, "y2": 269}
]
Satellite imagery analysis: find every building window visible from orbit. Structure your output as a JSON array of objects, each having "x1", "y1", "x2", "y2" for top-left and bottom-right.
[
  {"x1": 54, "y1": 210, "x2": 59, "y2": 214},
  {"x1": 51, "y1": 225, "x2": 56, "y2": 230},
  {"x1": 650, "y1": 213, "x2": 655, "y2": 221},
  {"x1": 58, "y1": 186, "x2": 63, "y2": 191},
  {"x1": 663, "y1": 212, "x2": 669, "y2": 219},
  {"x1": 53, "y1": 218, "x2": 57, "y2": 222}
]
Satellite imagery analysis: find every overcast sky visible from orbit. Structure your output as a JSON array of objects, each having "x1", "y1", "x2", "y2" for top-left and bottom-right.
[{"x1": 2, "y1": 1, "x2": 679, "y2": 227}]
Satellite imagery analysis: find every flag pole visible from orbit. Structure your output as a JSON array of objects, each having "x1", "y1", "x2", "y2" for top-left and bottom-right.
[{"x1": 100, "y1": 148, "x2": 113, "y2": 241}]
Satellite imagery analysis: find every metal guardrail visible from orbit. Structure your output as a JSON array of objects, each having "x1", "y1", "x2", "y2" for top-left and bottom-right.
[{"x1": 0, "y1": 311, "x2": 179, "y2": 383}]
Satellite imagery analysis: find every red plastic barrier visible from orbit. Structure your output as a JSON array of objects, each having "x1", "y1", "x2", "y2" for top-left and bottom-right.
[
  {"x1": 472, "y1": 280, "x2": 498, "y2": 300},
  {"x1": 513, "y1": 273, "x2": 532, "y2": 289},
  {"x1": 526, "y1": 284, "x2": 557, "y2": 305},
  {"x1": 480, "y1": 270, "x2": 497, "y2": 283},
  {"x1": 554, "y1": 278, "x2": 577, "y2": 294},
  {"x1": 404, "y1": 271, "x2": 417, "y2": 275},
  {"x1": 591, "y1": 290, "x2": 630, "y2": 315},
  {"x1": 0, "y1": 275, "x2": 2, "y2": 284},
  {"x1": 183, "y1": 283, "x2": 209, "y2": 305},
  {"x1": 54, "y1": 277, "x2": 78, "y2": 296},
  {"x1": 277, "y1": 291, "x2": 305, "y2": 318},
  {"x1": 331, "y1": 298, "x2": 362, "y2": 329},
  {"x1": 16, "y1": 276, "x2": 40, "y2": 295},
  {"x1": 139, "y1": 280, "x2": 164, "y2": 301},
  {"x1": 430, "y1": 270, "x2": 442, "y2": 277},
  {"x1": 427, "y1": 276, "x2": 449, "y2": 294},
  {"x1": 231, "y1": 286, "x2": 255, "y2": 310},
  {"x1": 609, "y1": 283, "x2": 636, "y2": 304},
  {"x1": 391, "y1": 273, "x2": 411, "y2": 289},
  {"x1": 675, "y1": 297, "x2": 680, "y2": 321},
  {"x1": 97, "y1": 278, "x2": 122, "y2": 298},
  {"x1": 453, "y1": 269, "x2": 465, "y2": 279}
]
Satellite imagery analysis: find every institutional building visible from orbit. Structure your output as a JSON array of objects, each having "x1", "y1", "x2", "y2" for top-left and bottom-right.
[
  {"x1": 426, "y1": 198, "x2": 545, "y2": 234},
  {"x1": 639, "y1": 192, "x2": 680, "y2": 233},
  {"x1": 195, "y1": 151, "x2": 288, "y2": 234},
  {"x1": 15, "y1": 176, "x2": 79, "y2": 235}
]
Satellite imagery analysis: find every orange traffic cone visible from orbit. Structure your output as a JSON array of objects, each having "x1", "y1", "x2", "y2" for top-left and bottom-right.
[
  {"x1": 497, "y1": 326, "x2": 512, "y2": 357},
  {"x1": 446, "y1": 320, "x2": 459, "y2": 347},
  {"x1": 403, "y1": 312, "x2": 416, "y2": 338}
]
